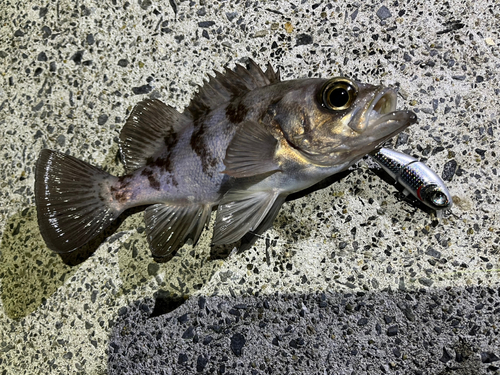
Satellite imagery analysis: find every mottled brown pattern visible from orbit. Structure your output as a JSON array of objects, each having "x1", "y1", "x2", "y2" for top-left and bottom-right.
[
  {"x1": 190, "y1": 120, "x2": 217, "y2": 177},
  {"x1": 163, "y1": 130, "x2": 178, "y2": 150},
  {"x1": 112, "y1": 175, "x2": 132, "y2": 204},
  {"x1": 145, "y1": 156, "x2": 169, "y2": 172},
  {"x1": 141, "y1": 168, "x2": 161, "y2": 191},
  {"x1": 225, "y1": 100, "x2": 248, "y2": 124},
  {"x1": 144, "y1": 153, "x2": 178, "y2": 187},
  {"x1": 114, "y1": 191, "x2": 128, "y2": 203}
]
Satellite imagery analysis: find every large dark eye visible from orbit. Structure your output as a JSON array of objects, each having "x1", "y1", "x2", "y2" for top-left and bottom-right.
[{"x1": 321, "y1": 78, "x2": 358, "y2": 111}]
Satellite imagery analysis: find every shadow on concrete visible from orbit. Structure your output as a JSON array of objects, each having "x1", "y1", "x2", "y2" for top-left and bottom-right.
[{"x1": 107, "y1": 287, "x2": 499, "y2": 374}]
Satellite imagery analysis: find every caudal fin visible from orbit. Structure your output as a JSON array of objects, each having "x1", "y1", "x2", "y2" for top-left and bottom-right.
[{"x1": 35, "y1": 149, "x2": 122, "y2": 253}]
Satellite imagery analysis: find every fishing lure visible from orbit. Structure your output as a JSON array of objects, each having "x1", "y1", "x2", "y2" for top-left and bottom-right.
[{"x1": 370, "y1": 147, "x2": 452, "y2": 214}]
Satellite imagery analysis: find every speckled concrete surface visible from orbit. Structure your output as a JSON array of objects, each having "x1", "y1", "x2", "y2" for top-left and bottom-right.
[{"x1": 0, "y1": 0, "x2": 499, "y2": 374}]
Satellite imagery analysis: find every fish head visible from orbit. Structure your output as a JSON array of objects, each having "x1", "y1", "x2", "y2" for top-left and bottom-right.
[{"x1": 272, "y1": 77, "x2": 417, "y2": 166}]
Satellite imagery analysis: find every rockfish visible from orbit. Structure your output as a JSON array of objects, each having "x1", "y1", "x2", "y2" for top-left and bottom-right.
[{"x1": 35, "y1": 60, "x2": 417, "y2": 261}]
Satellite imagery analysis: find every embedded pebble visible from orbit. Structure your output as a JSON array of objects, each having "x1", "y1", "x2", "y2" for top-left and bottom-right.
[
  {"x1": 442, "y1": 160, "x2": 458, "y2": 181},
  {"x1": 376, "y1": 6, "x2": 392, "y2": 20},
  {"x1": 97, "y1": 114, "x2": 109, "y2": 125},
  {"x1": 132, "y1": 84, "x2": 153, "y2": 95},
  {"x1": 230, "y1": 332, "x2": 246, "y2": 356},
  {"x1": 296, "y1": 33, "x2": 313, "y2": 46}
]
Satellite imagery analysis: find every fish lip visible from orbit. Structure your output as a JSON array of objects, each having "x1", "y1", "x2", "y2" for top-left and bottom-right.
[
  {"x1": 349, "y1": 86, "x2": 416, "y2": 134},
  {"x1": 331, "y1": 88, "x2": 417, "y2": 154},
  {"x1": 357, "y1": 109, "x2": 417, "y2": 151},
  {"x1": 367, "y1": 87, "x2": 398, "y2": 122},
  {"x1": 368, "y1": 109, "x2": 418, "y2": 133},
  {"x1": 361, "y1": 86, "x2": 417, "y2": 147},
  {"x1": 365, "y1": 86, "x2": 417, "y2": 128}
]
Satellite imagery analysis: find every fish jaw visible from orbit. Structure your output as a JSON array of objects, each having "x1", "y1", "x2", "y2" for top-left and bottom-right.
[
  {"x1": 341, "y1": 105, "x2": 418, "y2": 156},
  {"x1": 343, "y1": 86, "x2": 399, "y2": 133}
]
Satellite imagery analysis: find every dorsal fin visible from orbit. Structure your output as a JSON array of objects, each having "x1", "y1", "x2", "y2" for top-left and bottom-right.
[
  {"x1": 264, "y1": 61, "x2": 281, "y2": 83},
  {"x1": 119, "y1": 61, "x2": 280, "y2": 172},
  {"x1": 119, "y1": 99, "x2": 190, "y2": 173},
  {"x1": 186, "y1": 59, "x2": 281, "y2": 118}
]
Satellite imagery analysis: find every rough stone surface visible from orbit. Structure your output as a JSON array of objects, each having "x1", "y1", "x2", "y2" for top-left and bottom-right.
[
  {"x1": 106, "y1": 290, "x2": 499, "y2": 374},
  {"x1": 0, "y1": 0, "x2": 499, "y2": 374}
]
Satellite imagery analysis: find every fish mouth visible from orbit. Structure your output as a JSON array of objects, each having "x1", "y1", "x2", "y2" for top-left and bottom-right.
[
  {"x1": 366, "y1": 87, "x2": 416, "y2": 133},
  {"x1": 345, "y1": 87, "x2": 417, "y2": 152}
]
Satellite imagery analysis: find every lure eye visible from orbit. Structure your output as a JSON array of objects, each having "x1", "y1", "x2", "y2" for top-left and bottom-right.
[
  {"x1": 321, "y1": 78, "x2": 358, "y2": 111},
  {"x1": 422, "y1": 185, "x2": 451, "y2": 209},
  {"x1": 429, "y1": 191, "x2": 449, "y2": 207}
]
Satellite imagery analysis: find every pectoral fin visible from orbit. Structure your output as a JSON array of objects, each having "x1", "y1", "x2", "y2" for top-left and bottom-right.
[
  {"x1": 223, "y1": 120, "x2": 281, "y2": 178},
  {"x1": 212, "y1": 189, "x2": 282, "y2": 245},
  {"x1": 238, "y1": 194, "x2": 287, "y2": 251},
  {"x1": 145, "y1": 203, "x2": 211, "y2": 260}
]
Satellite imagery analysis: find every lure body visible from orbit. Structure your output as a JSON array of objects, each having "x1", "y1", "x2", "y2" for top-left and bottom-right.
[{"x1": 370, "y1": 147, "x2": 452, "y2": 211}]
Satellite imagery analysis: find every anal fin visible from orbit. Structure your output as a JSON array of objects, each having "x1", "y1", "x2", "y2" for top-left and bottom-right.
[
  {"x1": 239, "y1": 195, "x2": 287, "y2": 252},
  {"x1": 144, "y1": 203, "x2": 211, "y2": 260}
]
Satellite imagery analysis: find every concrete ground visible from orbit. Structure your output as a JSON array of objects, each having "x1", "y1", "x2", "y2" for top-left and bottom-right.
[{"x1": 1, "y1": 0, "x2": 499, "y2": 374}]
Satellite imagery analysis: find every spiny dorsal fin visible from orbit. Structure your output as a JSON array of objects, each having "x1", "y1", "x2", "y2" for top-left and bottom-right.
[
  {"x1": 120, "y1": 99, "x2": 190, "y2": 173},
  {"x1": 264, "y1": 61, "x2": 281, "y2": 83},
  {"x1": 120, "y1": 61, "x2": 281, "y2": 172},
  {"x1": 187, "y1": 59, "x2": 281, "y2": 118}
]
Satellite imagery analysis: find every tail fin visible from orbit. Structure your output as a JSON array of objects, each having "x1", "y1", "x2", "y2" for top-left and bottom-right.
[{"x1": 35, "y1": 149, "x2": 122, "y2": 253}]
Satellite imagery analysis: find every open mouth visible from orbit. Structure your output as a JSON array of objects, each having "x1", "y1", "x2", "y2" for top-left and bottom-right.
[
  {"x1": 333, "y1": 87, "x2": 418, "y2": 159},
  {"x1": 365, "y1": 88, "x2": 417, "y2": 137},
  {"x1": 370, "y1": 89, "x2": 397, "y2": 119},
  {"x1": 326, "y1": 87, "x2": 417, "y2": 157}
]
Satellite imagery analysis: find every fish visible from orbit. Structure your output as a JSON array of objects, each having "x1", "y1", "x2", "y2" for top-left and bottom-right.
[
  {"x1": 370, "y1": 147, "x2": 452, "y2": 215},
  {"x1": 34, "y1": 59, "x2": 417, "y2": 261}
]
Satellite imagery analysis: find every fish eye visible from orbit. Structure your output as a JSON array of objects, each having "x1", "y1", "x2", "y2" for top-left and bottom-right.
[{"x1": 321, "y1": 78, "x2": 358, "y2": 111}]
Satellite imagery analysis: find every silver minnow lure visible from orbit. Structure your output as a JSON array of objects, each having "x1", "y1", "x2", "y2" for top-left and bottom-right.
[
  {"x1": 35, "y1": 60, "x2": 417, "y2": 262},
  {"x1": 370, "y1": 147, "x2": 452, "y2": 211}
]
